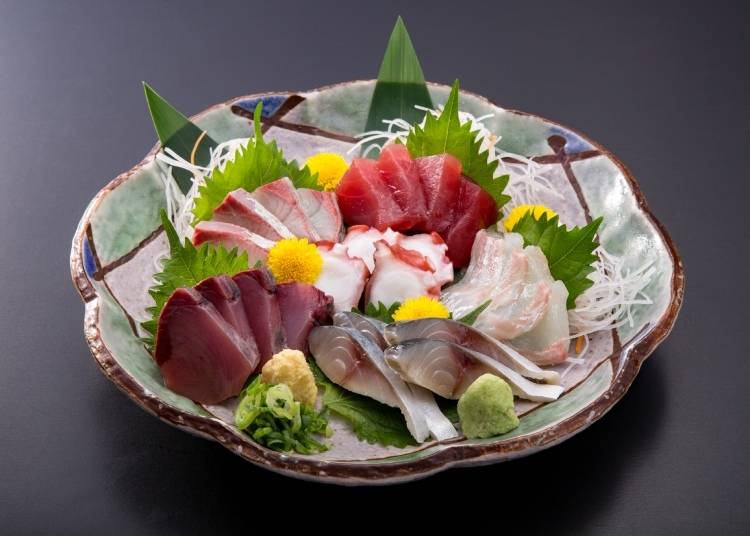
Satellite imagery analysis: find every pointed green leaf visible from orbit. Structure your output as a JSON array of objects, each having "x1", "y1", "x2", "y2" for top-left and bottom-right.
[
  {"x1": 143, "y1": 82, "x2": 217, "y2": 193},
  {"x1": 191, "y1": 102, "x2": 320, "y2": 224},
  {"x1": 406, "y1": 80, "x2": 511, "y2": 208},
  {"x1": 511, "y1": 212, "x2": 603, "y2": 308},
  {"x1": 364, "y1": 16, "x2": 433, "y2": 153}
]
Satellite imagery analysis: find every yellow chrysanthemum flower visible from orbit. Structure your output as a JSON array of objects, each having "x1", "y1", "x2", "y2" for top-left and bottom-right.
[
  {"x1": 304, "y1": 152, "x2": 349, "y2": 191},
  {"x1": 392, "y1": 296, "x2": 450, "y2": 322},
  {"x1": 267, "y1": 238, "x2": 323, "y2": 284},
  {"x1": 503, "y1": 204, "x2": 557, "y2": 232}
]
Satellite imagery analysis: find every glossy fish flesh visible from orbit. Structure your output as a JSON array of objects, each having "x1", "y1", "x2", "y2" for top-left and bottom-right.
[
  {"x1": 309, "y1": 325, "x2": 457, "y2": 442},
  {"x1": 192, "y1": 221, "x2": 274, "y2": 267},
  {"x1": 213, "y1": 188, "x2": 293, "y2": 241},
  {"x1": 155, "y1": 288, "x2": 257, "y2": 404},
  {"x1": 384, "y1": 339, "x2": 564, "y2": 402},
  {"x1": 383, "y1": 318, "x2": 559, "y2": 384}
]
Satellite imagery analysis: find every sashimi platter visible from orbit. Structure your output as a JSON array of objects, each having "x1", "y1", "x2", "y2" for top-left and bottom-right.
[{"x1": 70, "y1": 19, "x2": 684, "y2": 483}]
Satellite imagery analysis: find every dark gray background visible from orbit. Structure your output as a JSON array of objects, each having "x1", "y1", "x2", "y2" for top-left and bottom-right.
[{"x1": 1, "y1": 0, "x2": 747, "y2": 533}]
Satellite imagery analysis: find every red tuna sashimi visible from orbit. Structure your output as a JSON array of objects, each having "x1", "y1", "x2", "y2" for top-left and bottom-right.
[
  {"x1": 335, "y1": 158, "x2": 409, "y2": 231},
  {"x1": 444, "y1": 177, "x2": 498, "y2": 267},
  {"x1": 155, "y1": 288, "x2": 257, "y2": 404},
  {"x1": 276, "y1": 282, "x2": 333, "y2": 353},
  {"x1": 213, "y1": 188, "x2": 293, "y2": 241},
  {"x1": 194, "y1": 275, "x2": 258, "y2": 357},
  {"x1": 415, "y1": 154, "x2": 462, "y2": 234},
  {"x1": 296, "y1": 188, "x2": 343, "y2": 242},
  {"x1": 233, "y1": 270, "x2": 286, "y2": 365},
  {"x1": 193, "y1": 221, "x2": 274, "y2": 267},
  {"x1": 377, "y1": 144, "x2": 426, "y2": 230},
  {"x1": 250, "y1": 178, "x2": 320, "y2": 241}
]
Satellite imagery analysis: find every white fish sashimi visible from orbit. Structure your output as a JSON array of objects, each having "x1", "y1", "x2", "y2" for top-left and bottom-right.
[
  {"x1": 315, "y1": 243, "x2": 368, "y2": 312},
  {"x1": 385, "y1": 339, "x2": 564, "y2": 402},
  {"x1": 442, "y1": 230, "x2": 567, "y2": 358},
  {"x1": 511, "y1": 280, "x2": 570, "y2": 365},
  {"x1": 383, "y1": 318, "x2": 560, "y2": 384}
]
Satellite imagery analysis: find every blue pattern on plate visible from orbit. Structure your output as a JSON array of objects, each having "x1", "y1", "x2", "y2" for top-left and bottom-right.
[
  {"x1": 83, "y1": 236, "x2": 97, "y2": 277},
  {"x1": 233, "y1": 96, "x2": 287, "y2": 118},
  {"x1": 548, "y1": 126, "x2": 594, "y2": 154}
]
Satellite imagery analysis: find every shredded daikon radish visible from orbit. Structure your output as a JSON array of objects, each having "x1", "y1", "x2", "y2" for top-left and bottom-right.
[{"x1": 156, "y1": 138, "x2": 249, "y2": 242}]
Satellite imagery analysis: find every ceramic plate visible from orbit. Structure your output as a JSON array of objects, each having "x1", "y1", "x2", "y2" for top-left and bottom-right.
[{"x1": 70, "y1": 81, "x2": 684, "y2": 485}]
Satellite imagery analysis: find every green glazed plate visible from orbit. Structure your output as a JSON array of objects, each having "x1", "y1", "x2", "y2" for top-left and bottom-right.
[{"x1": 70, "y1": 81, "x2": 684, "y2": 485}]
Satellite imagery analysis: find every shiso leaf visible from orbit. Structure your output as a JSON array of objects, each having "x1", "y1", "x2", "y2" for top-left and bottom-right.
[
  {"x1": 310, "y1": 361, "x2": 416, "y2": 448},
  {"x1": 191, "y1": 102, "x2": 319, "y2": 224},
  {"x1": 143, "y1": 82, "x2": 216, "y2": 194},
  {"x1": 354, "y1": 301, "x2": 401, "y2": 324},
  {"x1": 406, "y1": 80, "x2": 510, "y2": 208},
  {"x1": 511, "y1": 212, "x2": 603, "y2": 309},
  {"x1": 141, "y1": 210, "x2": 249, "y2": 348},
  {"x1": 363, "y1": 16, "x2": 433, "y2": 155}
]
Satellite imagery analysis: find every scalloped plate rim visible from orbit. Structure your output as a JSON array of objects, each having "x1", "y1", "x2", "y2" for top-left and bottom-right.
[{"x1": 69, "y1": 80, "x2": 685, "y2": 485}]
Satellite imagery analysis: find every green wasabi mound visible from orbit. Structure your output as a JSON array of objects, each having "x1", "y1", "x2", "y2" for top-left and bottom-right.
[{"x1": 458, "y1": 374, "x2": 520, "y2": 439}]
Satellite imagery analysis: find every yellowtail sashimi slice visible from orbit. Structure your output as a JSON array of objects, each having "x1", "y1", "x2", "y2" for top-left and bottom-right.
[
  {"x1": 384, "y1": 339, "x2": 564, "y2": 402},
  {"x1": 383, "y1": 318, "x2": 559, "y2": 384}
]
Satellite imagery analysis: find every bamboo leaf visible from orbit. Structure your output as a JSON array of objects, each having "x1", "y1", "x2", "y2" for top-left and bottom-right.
[
  {"x1": 143, "y1": 82, "x2": 217, "y2": 193},
  {"x1": 364, "y1": 16, "x2": 433, "y2": 155}
]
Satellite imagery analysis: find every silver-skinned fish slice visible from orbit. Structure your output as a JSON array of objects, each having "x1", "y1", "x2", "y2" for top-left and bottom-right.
[
  {"x1": 383, "y1": 318, "x2": 559, "y2": 384},
  {"x1": 384, "y1": 339, "x2": 564, "y2": 402},
  {"x1": 309, "y1": 325, "x2": 457, "y2": 442},
  {"x1": 333, "y1": 311, "x2": 388, "y2": 349}
]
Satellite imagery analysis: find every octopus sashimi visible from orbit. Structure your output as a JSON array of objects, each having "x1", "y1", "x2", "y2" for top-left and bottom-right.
[
  {"x1": 192, "y1": 221, "x2": 274, "y2": 267},
  {"x1": 309, "y1": 325, "x2": 457, "y2": 442},
  {"x1": 250, "y1": 177, "x2": 320, "y2": 241},
  {"x1": 314, "y1": 242, "x2": 368, "y2": 312},
  {"x1": 212, "y1": 188, "x2": 293, "y2": 241},
  {"x1": 296, "y1": 188, "x2": 343, "y2": 242},
  {"x1": 342, "y1": 225, "x2": 453, "y2": 286},
  {"x1": 384, "y1": 339, "x2": 564, "y2": 402},
  {"x1": 397, "y1": 232, "x2": 453, "y2": 286},
  {"x1": 442, "y1": 230, "x2": 551, "y2": 340},
  {"x1": 383, "y1": 318, "x2": 559, "y2": 384},
  {"x1": 154, "y1": 288, "x2": 257, "y2": 404},
  {"x1": 366, "y1": 240, "x2": 440, "y2": 307}
]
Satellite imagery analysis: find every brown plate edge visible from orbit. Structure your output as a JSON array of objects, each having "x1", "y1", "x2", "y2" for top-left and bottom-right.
[{"x1": 69, "y1": 81, "x2": 685, "y2": 486}]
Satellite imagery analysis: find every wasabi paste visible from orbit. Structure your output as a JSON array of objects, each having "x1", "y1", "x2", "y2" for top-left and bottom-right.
[{"x1": 458, "y1": 374, "x2": 519, "y2": 438}]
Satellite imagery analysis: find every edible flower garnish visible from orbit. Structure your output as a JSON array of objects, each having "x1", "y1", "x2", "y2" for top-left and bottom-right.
[
  {"x1": 392, "y1": 296, "x2": 450, "y2": 322},
  {"x1": 267, "y1": 238, "x2": 323, "y2": 284},
  {"x1": 305, "y1": 152, "x2": 349, "y2": 191},
  {"x1": 235, "y1": 376, "x2": 331, "y2": 454},
  {"x1": 504, "y1": 204, "x2": 557, "y2": 232}
]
